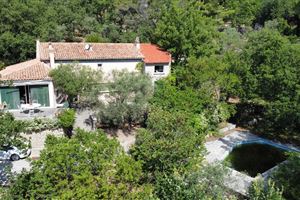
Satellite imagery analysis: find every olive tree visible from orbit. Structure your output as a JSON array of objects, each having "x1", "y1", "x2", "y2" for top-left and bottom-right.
[
  {"x1": 96, "y1": 70, "x2": 153, "y2": 128},
  {"x1": 49, "y1": 63, "x2": 103, "y2": 106}
]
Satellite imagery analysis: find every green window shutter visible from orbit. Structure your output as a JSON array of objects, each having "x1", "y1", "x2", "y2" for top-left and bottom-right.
[
  {"x1": 0, "y1": 87, "x2": 20, "y2": 109},
  {"x1": 30, "y1": 85, "x2": 50, "y2": 106}
]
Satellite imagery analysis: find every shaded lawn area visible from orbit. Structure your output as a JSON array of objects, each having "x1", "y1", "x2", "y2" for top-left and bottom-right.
[{"x1": 224, "y1": 143, "x2": 287, "y2": 177}]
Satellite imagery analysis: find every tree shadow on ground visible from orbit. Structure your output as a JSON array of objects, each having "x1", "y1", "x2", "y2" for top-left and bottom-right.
[
  {"x1": 0, "y1": 161, "x2": 13, "y2": 186},
  {"x1": 103, "y1": 127, "x2": 137, "y2": 137}
]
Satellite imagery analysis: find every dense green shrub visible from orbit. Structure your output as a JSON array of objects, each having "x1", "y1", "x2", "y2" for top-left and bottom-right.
[
  {"x1": 259, "y1": 101, "x2": 300, "y2": 143},
  {"x1": 271, "y1": 153, "x2": 300, "y2": 200},
  {"x1": 151, "y1": 78, "x2": 208, "y2": 114},
  {"x1": 154, "y1": 164, "x2": 233, "y2": 200},
  {"x1": 131, "y1": 107, "x2": 205, "y2": 178},
  {"x1": 0, "y1": 112, "x2": 27, "y2": 148},
  {"x1": 152, "y1": 79, "x2": 236, "y2": 134},
  {"x1": 249, "y1": 179, "x2": 284, "y2": 200},
  {"x1": 234, "y1": 28, "x2": 300, "y2": 142},
  {"x1": 7, "y1": 129, "x2": 154, "y2": 199},
  {"x1": 57, "y1": 109, "x2": 76, "y2": 138}
]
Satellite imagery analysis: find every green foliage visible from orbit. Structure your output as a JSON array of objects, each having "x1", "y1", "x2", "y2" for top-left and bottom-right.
[
  {"x1": 154, "y1": 164, "x2": 233, "y2": 200},
  {"x1": 85, "y1": 33, "x2": 106, "y2": 43},
  {"x1": 223, "y1": 0, "x2": 262, "y2": 26},
  {"x1": 131, "y1": 107, "x2": 205, "y2": 178},
  {"x1": 220, "y1": 28, "x2": 246, "y2": 53},
  {"x1": 236, "y1": 28, "x2": 300, "y2": 139},
  {"x1": 0, "y1": 112, "x2": 27, "y2": 148},
  {"x1": 261, "y1": 100, "x2": 300, "y2": 142},
  {"x1": 96, "y1": 70, "x2": 153, "y2": 128},
  {"x1": 177, "y1": 56, "x2": 240, "y2": 100},
  {"x1": 135, "y1": 62, "x2": 144, "y2": 73},
  {"x1": 129, "y1": 106, "x2": 234, "y2": 198},
  {"x1": 271, "y1": 153, "x2": 300, "y2": 200},
  {"x1": 22, "y1": 118, "x2": 59, "y2": 133},
  {"x1": 57, "y1": 109, "x2": 76, "y2": 129},
  {"x1": 49, "y1": 63, "x2": 102, "y2": 104},
  {"x1": 240, "y1": 28, "x2": 298, "y2": 101},
  {"x1": 8, "y1": 129, "x2": 154, "y2": 199},
  {"x1": 222, "y1": 0, "x2": 300, "y2": 36},
  {"x1": 153, "y1": 1, "x2": 220, "y2": 63},
  {"x1": 0, "y1": 187, "x2": 9, "y2": 200},
  {"x1": 0, "y1": 0, "x2": 158, "y2": 65},
  {"x1": 249, "y1": 179, "x2": 284, "y2": 200},
  {"x1": 0, "y1": 61, "x2": 5, "y2": 70},
  {"x1": 152, "y1": 78, "x2": 208, "y2": 114},
  {"x1": 57, "y1": 109, "x2": 76, "y2": 138},
  {"x1": 257, "y1": 0, "x2": 300, "y2": 36},
  {"x1": 152, "y1": 78, "x2": 236, "y2": 133}
]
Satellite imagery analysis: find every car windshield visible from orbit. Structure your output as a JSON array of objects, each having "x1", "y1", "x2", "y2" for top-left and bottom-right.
[{"x1": 0, "y1": 146, "x2": 14, "y2": 151}]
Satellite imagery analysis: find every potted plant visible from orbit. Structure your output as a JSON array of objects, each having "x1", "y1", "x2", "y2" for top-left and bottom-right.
[{"x1": 57, "y1": 109, "x2": 76, "y2": 138}]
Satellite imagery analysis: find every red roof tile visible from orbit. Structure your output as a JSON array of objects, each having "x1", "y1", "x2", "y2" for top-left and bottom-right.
[
  {"x1": 0, "y1": 59, "x2": 51, "y2": 81},
  {"x1": 140, "y1": 44, "x2": 171, "y2": 64},
  {"x1": 39, "y1": 42, "x2": 144, "y2": 61}
]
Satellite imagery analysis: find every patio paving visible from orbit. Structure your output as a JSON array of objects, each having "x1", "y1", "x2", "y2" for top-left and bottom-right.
[
  {"x1": 11, "y1": 108, "x2": 59, "y2": 120},
  {"x1": 205, "y1": 130, "x2": 258, "y2": 163}
]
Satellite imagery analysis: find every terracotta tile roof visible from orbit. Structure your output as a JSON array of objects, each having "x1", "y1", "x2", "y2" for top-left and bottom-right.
[
  {"x1": 39, "y1": 42, "x2": 144, "y2": 61},
  {"x1": 0, "y1": 59, "x2": 51, "y2": 81},
  {"x1": 140, "y1": 44, "x2": 171, "y2": 64}
]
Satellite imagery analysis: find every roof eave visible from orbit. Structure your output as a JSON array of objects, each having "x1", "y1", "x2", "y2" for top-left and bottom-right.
[{"x1": 40, "y1": 57, "x2": 144, "y2": 61}]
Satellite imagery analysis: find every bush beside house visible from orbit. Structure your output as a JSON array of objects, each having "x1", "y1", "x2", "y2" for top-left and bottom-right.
[{"x1": 57, "y1": 109, "x2": 76, "y2": 138}]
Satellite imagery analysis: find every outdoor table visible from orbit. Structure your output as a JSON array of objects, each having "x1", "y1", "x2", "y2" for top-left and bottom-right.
[{"x1": 20, "y1": 103, "x2": 42, "y2": 111}]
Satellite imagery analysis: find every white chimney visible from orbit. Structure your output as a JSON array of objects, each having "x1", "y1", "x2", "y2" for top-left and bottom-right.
[
  {"x1": 135, "y1": 37, "x2": 140, "y2": 49},
  {"x1": 49, "y1": 43, "x2": 55, "y2": 68},
  {"x1": 36, "y1": 40, "x2": 40, "y2": 60}
]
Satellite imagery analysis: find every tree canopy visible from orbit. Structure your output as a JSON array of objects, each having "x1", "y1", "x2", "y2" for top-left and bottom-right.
[
  {"x1": 0, "y1": 112, "x2": 28, "y2": 149},
  {"x1": 49, "y1": 63, "x2": 103, "y2": 105},
  {"x1": 234, "y1": 28, "x2": 300, "y2": 140},
  {"x1": 94, "y1": 70, "x2": 153, "y2": 128},
  {"x1": 7, "y1": 129, "x2": 154, "y2": 199},
  {"x1": 131, "y1": 107, "x2": 205, "y2": 177},
  {"x1": 1, "y1": 0, "x2": 300, "y2": 199}
]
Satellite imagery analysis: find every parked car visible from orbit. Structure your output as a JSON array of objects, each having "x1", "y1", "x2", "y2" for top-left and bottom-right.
[{"x1": 0, "y1": 146, "x2": 31, "y2": 161}]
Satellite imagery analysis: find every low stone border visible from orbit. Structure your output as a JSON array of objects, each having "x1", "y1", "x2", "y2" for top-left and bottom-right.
[{"x1": 219, "y1": 123, "x2": 236, "y2": 134}]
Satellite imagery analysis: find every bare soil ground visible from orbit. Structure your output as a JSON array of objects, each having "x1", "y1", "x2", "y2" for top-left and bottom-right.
[
  {"x1": 205, "y1": 127, "x2": 249, "y2": 142},
  {"x1": 104, "y1": 127, "x2": 138, "y2": 152}
]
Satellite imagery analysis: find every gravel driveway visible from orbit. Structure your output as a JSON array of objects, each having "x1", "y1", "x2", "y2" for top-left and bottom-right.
[
  {"x1": 22, "y1": 130, "x2": 64, "y2": 159},
  {"x1": 0, "y1": 124, "x2": 136, "y2": 186},
  {"x1": 1, "y1": 130, "x2": 63, "y2": 186}
]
